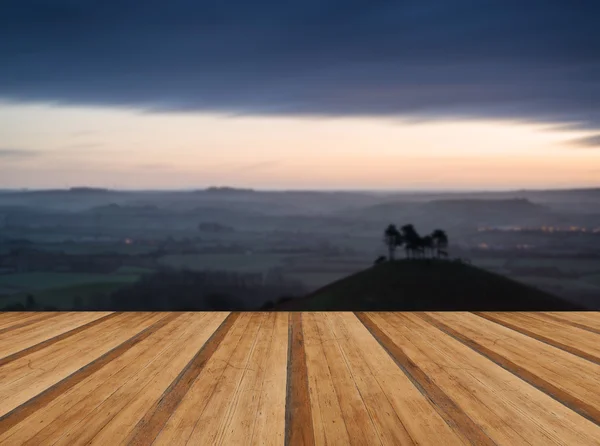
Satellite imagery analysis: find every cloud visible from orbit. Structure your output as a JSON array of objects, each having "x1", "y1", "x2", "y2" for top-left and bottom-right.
[
  {"x1": 571, "y1": 134, "x2": 600, "y2": 148},
  {"x1": 0, "y1": 148, "x2": 40, "y2": 158},
  {"x1": 0, "y1": 1, "x2": 599, "y2": 128}
]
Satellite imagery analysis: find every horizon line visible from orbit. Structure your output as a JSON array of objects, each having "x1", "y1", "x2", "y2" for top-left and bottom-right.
[{"x1": 1, "y1": 186, "x2": 599, "y2": 194}]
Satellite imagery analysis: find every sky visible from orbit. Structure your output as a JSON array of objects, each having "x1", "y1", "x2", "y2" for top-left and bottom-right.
[{"x1": 1, "y1": 0, "x2": 599, "y2": 190}]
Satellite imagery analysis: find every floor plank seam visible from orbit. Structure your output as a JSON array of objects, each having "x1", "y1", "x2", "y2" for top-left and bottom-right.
[
  {"x1": 473, "y1": 313, "x2": 600, "y2": 366},
  {"x1": 0, "y1": 312, "x2": 120, "y2": 367},
  {"x1": 0, "y1": 313, "x2": 64, "y2": 337},
  {"x1": 355, "y1": 312, "x2": 497, "y2": 446},
  {"x1": 0, "y1": 312, "x2": 177, "y2": 433},
  {"x1": 285, "y1": 312, "x2": 315, "y2": 446},
  {"x1": 125, "y1": 312, "x2": 239, "y2": 446},
  {"x1": 534, "y1": 313, "x2": 600, "y2": 336},
  {"x1": 418, "y1": 313, "x2": 600, "y2": 427}
]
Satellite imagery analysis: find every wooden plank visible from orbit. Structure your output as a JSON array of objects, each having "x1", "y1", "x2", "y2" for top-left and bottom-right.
[
  {"x1": 218, "y1": 312, "x2": 287, "y2": 446},
  {"x1": 151, "y1": 312, "x2": 258, "y2": 445},
  {"x1": 330, "y1": 313, "x2": 464, "y2": 446},
  {"x1": 373, "y1": 312, "x2": 600, "y2": 445},
  {"x1": 0, "y1": 313, "x2": 61, "y2": 332},
  {"x1": 0, "y1": 311, "x2": 599, "y2": 445},
  {"x1": 0, "y1": 313, "x2": 174, "y2": 434},
  {"x1": 0, "y1": 312, "x2": 118, "y2": 367},
  {"x1": 303, "y1": 312, "x2": 352, "y2": 446},
  {"x1": 0, "y1": 312, "x2": 114, "y2": 359},
  {"x1": 543, "y1": 312, "x2": 600, "y2": 332},
  {"x1": 0, "y1": 312, "x2": 164, "y2": 416},
  {"x1": 0, "y1": 312, "x2": 189, "y2": 445},
  {"x1": 49, "y1": 312, "x2": 228, "y2": 445},
  {"x1": 286, "y1": 312, "x2": 315, "y2": 446},
  {"x1": 0, "y1": 313, "x2": 138, "y2": 391},
  {"x1": 252, "y1": 312, "x2": 289, "y2": 446},
  {"x1": 0, "y1": 313, "x2": 151, "y2": 391},
  {"x1": 476, "y1": 312, "x2": 600, "y2": 365},
  {"x1": 422, "y1": 312, "x2": 600, "y2": 425},
  {"x1": 182, "y1": 312, "x2": 265, "y2": 446},
  {"x1": 123, "y1": 312, "x2": 237, "y2": 446},
  {"x1": 357, "y1": 312, "x2": 495, "y2": 446},
  {"x1": 316, "y1": 313, "x2": 383, "y2": 445},
  {"x1": 539, "y1": 312, "x2": 600, "y2": 335}
]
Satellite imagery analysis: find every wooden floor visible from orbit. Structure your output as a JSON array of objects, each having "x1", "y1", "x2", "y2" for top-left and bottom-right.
[{"x1": 0, "y1": 312, "x2": 599, "y2": 445}]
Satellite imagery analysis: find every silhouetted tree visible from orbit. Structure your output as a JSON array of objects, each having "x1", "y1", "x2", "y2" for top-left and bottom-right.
[
  {"x1": 422, "y1": 235, "x2": 434, "y2": 258},
  {"x1": 382, "y1": 224, "x2": 449, "y2": 260},
  {"x1": 384, "y1": 224, "x2": 401, "y2": 261},
  {"x1": 431, "y1": 229, "x2": 449, "y2": 258},
  {"x1": 401, "y1": 224, "x2": 421, "y2": 258}
]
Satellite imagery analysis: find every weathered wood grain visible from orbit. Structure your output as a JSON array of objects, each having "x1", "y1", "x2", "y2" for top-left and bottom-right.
[
  {"x1": 476, "y1": 312, "x2": 600, "y2": 364},
  {"x1": 357, "y1": 312, "x2": 494, "y2": 446},
  {"x1": 422, "y1": 312, "x2": 600, "y2": 425},
  {"x1": 286, "y1": 312, "x2": 315, "y2": 446},
  {"x1": 0, "y1": 311, "x2": 599, "y2": 445}
]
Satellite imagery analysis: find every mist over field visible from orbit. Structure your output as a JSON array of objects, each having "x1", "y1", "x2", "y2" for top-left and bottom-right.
[{"x1": 1, "y1": 187, "x2": 598, "y2": 310}]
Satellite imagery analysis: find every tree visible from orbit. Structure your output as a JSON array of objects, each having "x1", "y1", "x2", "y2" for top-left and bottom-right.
[
  {"x1": 401, "y1": 224, "x2": 420, "y2": 258},
  {"x1": 431, "y1": 229, "x2": 449, "y2": 258},
  {"x1": 422, "y1": 235, "x2": 434, "y2": 258},
  {"x1": 383, "y1": 224, "x2": 401, "y2": 261}
]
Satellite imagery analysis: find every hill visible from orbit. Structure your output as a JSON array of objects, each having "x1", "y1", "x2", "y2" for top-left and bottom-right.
[
  {"x1": 275, "y1": 260, "x2": 581, "y2": 310},
  {"x1": 344, "y1": 198, "x2": 552, "y2": 227}
]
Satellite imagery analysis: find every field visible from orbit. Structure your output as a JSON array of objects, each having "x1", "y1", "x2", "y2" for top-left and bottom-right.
[
  {"x1": 0, "y1": 312, "x2": 599, "y2": 444},
  {"x1": 157, "y1": 253, "x2": 289, "y2": 272},
  {"x1": 0, "y1": 272, "x2": 139, "y2": 292},
  {"x1": 471, "y1": 256, "x2": 600, "y2": 304},
  {"x1": 507, "y1": 257, "x2": 600, "y2": 274},
  {"x1": 157, "y1": 253, "x2": 369, "y2": 290},
  {"x1": 0, "y1": 272, "x2": 141, "y2": 309},
  {"x1": 35, "y1": 242, "x2": 159, "y2": 255}
]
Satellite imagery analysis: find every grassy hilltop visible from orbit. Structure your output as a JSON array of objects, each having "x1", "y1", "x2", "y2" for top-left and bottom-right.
[{"x1": 276, "y1": 260, "x2": 581, "y2": 311}]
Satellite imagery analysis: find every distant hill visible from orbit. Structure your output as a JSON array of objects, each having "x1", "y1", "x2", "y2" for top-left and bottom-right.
[
  {"x1": 341, "y1": 198, "x2": 555, "y2": 229},
  {"x1": 275, "y1": 260, "x2": 580, "y2": 310},
  {"x1": 204, "y1": 187, "x2": 256, "y2": 194}
]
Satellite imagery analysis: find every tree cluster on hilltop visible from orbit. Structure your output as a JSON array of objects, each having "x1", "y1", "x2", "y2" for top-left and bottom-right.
[{"x1": 383, "y1": 224, "x2": 448, "y2": 261}]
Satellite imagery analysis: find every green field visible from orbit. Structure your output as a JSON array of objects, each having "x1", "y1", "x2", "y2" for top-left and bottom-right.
[
  {"x1": 4, "y1": 282, "x2": 131, "y2": 309},
  {"x1": 0, "y1": 272, "x2": 139, "y2": 292},
  {"x1": 0, "y1": 271, "x2": 143, "y2": 309}
]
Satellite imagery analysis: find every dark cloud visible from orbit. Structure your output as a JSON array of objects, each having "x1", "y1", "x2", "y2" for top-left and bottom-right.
[
  {"x1": 571, "y1": 134, "x2": 600, "y2": 148},
  {"x1": 1, "y1": 0, "x2": 599, "y2": 128}
]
